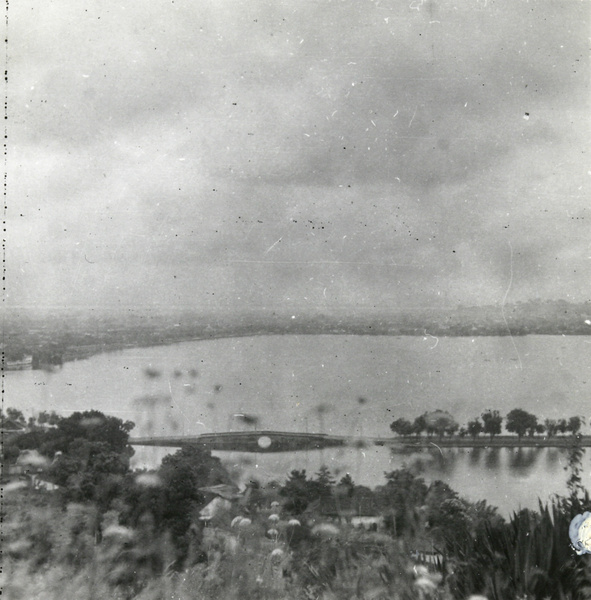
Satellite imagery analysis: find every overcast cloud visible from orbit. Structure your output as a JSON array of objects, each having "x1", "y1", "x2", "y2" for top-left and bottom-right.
[{"x1": 8, "y1": 0, "x2": 590, "y2": 312}]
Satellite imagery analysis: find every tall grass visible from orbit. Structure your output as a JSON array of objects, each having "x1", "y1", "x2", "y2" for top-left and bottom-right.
[{"x1": 1, "y1": 488, "x2": 451, "y2": 600}]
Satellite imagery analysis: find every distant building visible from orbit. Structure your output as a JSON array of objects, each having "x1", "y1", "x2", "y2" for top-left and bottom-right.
[
  {"x1": 350, "y1": 515, "x2": 385, "y2": 530},
  {"x1": 30, "y1": 474, "x2": 61, "y2": 492},
  {"x1": 306, "y1": 494, "x2": 383, "y2": 529},
  {"x1": 198, "y1": 484, "x2": 243, "y2": 525},
  {"x1": 15, "y1": 449, "x2": 50, "y2": 470},
  {"x1": 3, "y1": 450, "x2": 60, "y2": 491},
  {"x1": 199, "y1": 496, "x2": 233, "y2": 524},
  {"x1": 0, "y1": 419, "x2": 28, "y2": 438},
  {"x1": 5, "y1": 355, "x2": 33, "y2": 370}
]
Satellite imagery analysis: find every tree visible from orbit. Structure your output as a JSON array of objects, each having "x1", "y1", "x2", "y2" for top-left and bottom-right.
[
  {"x1": 280, "y1": 469, "x2": 315, "y2": 514},
  {"x1": 467, "y1": 418, "x2": 483, "y2": 439},
  {"x1": 421, "y1": 410, "x2": 460, "y2": 438},
  {"x1": 122, "y1": 445, "x2": 230, "y2": 569},
  {"x1": 425, "y1": 481, "x2": 470, "y2": 553},
  {"x1": 412, "y1": 414, "x2": 427, "y2": 436},
  {"x1": 161, "y1": 446, "x2": 228, "y2": 545},
  {"x1": 37, "y1": 411, "x2": 50, "y2": 425},
  {"x1": 425, "y1": 480, "x2": 459, "y2": 522},
  {"x1": 336, "y1": 473, "x2": 355, "y2": 498},
  {"x1": 37, "y1": 410, "x2": 61, "y2": 426},
  {"x1": 48, "y1": 411, "x2": 61, "y2": 426},
  {"x1": 556, "y1": 419, "x2": 568, "y2": 434},
  {"x1": 505, "y1": 409, "x2": 538, "y2": 439},
  {"x1": 567, "y1": 416, "x2": 583, "y2": 435},
  {"x1": 545, "y1": 419, "x2": 559, "y2": 437},
  {"x1": 315, "y1": 465, "x2": 336, "y2": 487},
  {"x1": 390, "y1": 418, "x2": 414, "y2": 436},
  {"x1": 378, "y1": 469, "x2": 428, "y2": 537},
  {"x1": 49, "y1": 415, "x2": 136, "y2": 505},
  {"x1": 448, "y1": 421, "x2": 460, "y2": 436},
  {"x1": 481, "y1": 410, "x2": 502, "y2": 440},
  {"x1": 338, "y1": 473, "x2": 354, "y2": 488},
  {"x1": 527, "y1": 417, "x2": 539, "y2": 437},
  {"x1": 314, "y1": 465, "x2": 336, "y2": 500},
  {"x1": 382, "y1": 469, "x2": 427, "y2": 509},
  {"x1": 55, "y1": 410, "x2": 134, "y2": 454},
  {"x1": 7, "y1": 410, "x2": 137, "y2": 505},
  {"x1": 5, "y1": 407, "x2": 26, "y2": 425}
]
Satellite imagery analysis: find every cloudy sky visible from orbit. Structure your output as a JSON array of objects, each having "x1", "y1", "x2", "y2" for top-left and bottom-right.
[{"x1": 9, "y1": 0, "x2": 590, "y2": 313}]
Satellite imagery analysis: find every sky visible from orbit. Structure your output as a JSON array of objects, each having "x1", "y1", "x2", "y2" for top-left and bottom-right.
[{"x1": 8, "y1": 0, "x2": 590, "y2": 314}]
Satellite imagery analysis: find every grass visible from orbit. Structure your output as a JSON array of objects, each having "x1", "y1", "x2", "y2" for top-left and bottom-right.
[
  {"x1": 1, "y1": 488, "x2": 451, "y2": 600},
  {"x1": 3, "y1": 485, "x2": 591, "y2": 600}
]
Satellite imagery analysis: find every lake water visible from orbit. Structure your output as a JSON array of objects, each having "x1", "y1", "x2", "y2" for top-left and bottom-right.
[{"x1": 5, "y1": 334, "x2": 591, "y2": 515}]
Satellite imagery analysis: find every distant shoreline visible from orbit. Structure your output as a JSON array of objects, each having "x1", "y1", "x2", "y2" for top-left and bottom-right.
[
  {"x1": 4, "y1": 299, "x2": 591, "y2": 369},
  {"x1": 11, "y1": 328, "x2": 591, "y2": 371}
]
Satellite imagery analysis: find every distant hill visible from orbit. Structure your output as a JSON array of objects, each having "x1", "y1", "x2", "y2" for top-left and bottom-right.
[{"x1": 3, "y1": 300, "x2": 590, "y2": 367}]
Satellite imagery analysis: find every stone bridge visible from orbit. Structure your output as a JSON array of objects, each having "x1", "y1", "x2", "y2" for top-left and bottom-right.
[{"x1": 130, "y1": 431, "x2": 591, "y2": 453}]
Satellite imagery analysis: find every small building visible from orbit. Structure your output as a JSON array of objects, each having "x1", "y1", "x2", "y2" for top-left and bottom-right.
[
  {"x1": 350, "y1": 515, "x2": 385, "y2": 530},
  {"x1": 198, "y1": 484, "x2": 243, "y2": 526},
  {"x1": 199, "y1": 496, "x2": 233, "y2": 525},
  {"x1": 0, "y1": 419, "x2": 28, "y2": 438},
  {"x1": 31, "y1": 474, "x2": 61, "y2": 491},
  {"x1": 5, "y1": 355, "x2": 33, "y2": 371},
  {"x1": 306, "y1": 495, "x2": 384, "y2": 530},
  {"x1": 15, "y1": 449, "x2": 50, "y2": 471}
]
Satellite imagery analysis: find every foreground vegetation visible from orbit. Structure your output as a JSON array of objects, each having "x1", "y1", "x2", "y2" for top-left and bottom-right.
[{"x1": 2, "y1": 409, "x2": 591, "y2": 599}]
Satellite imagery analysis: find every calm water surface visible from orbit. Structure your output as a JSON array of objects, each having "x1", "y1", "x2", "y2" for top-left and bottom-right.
[{"x1": 6, "y1": 335, "x2": 591, "y2": 515}]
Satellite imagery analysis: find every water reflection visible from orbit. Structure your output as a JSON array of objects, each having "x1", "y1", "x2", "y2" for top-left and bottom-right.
[
  {"x1": 399, "y1": 450, "x2": 433, "y2": 476},
  {"x1": 546, "y1": 448, "x2": 561, "y2": 469},
  {"x1": 430, "y1": 448, "x2": 458, "y2": 476},
  {"x1": 468, "y1": 447, "x2": 483, "y2": 466},
  {"x1": 126, "y1": 442, "x2": 579, "y2": 517},
  {"x1": 508, "y1": 448, "x2": 541, "y2": 476},
  {"x1": 484, "y1": 448, "x2": 501, "y2": 470},
  {"x1": 389, "y1": 446, "x2": 572, "y2": 487}
]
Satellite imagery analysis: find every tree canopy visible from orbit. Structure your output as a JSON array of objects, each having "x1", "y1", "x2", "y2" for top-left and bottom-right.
[
  {"x1": 4, "y1": 410, "x2": 136, "y2": 505},
  {"x1": 467, "y1": 418, "x2": 483, "y2": 438},
  {"x1": 505, "y1": 409, "x2": 538, "y2": 439},
  {"x1": 390, "y1": 418, "x2": 414, "y2": 436},
  {"x1": 481, "y1": 410, "x2": 503, "y2": 439},
  {"x1": 424, "y1": 410, "x2": 459, "y2": 438},
  {"x1": 378, "y1": 469, "x2": 428, "y2": 537},
  {"x1": 2, "y1": 407, "x2": 26, "y2": 425},
  {"x1": 568, "y1": 416, "x2": 583, "y2": 435}
]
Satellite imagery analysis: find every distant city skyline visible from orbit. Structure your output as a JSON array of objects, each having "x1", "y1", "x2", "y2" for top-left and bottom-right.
[{"x1": 9, "y1": 0, "x2": 590, "y2": 313}]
